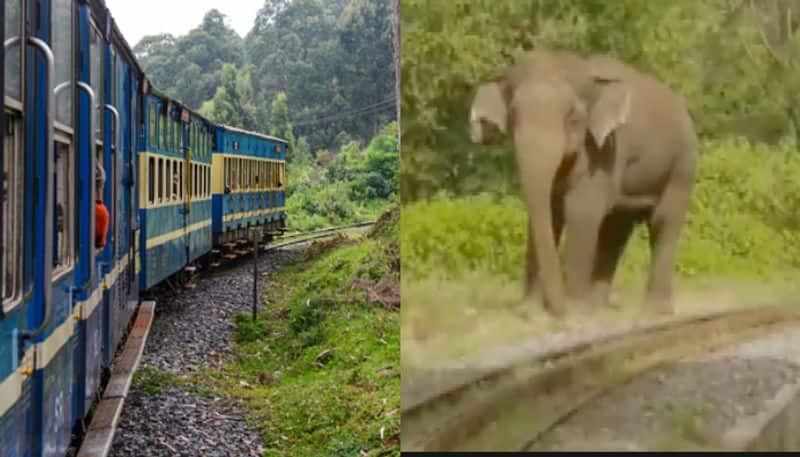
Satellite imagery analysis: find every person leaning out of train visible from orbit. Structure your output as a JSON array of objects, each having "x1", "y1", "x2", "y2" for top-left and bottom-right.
[{"x1": 95, "y1": 161, "x2": 109, "y2": 249}]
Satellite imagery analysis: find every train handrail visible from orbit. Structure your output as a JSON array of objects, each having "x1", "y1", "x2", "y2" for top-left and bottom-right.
[
  {"x1": 79, "y1": 82, "x2": 97, "y2": 290},
  {"x1": 55, "y1": 81, "x2": 97, "y2": 292},
  {"x1": 104, "y1": 104, "x2": 120, "y2": 260},
  {"x1": 5, "y1": 36, "x2": 56, "y2": 340}
]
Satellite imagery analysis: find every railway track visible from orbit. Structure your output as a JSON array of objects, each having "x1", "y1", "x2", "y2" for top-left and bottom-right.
[
  {"x1": 75, "y1": 221, "x2": 375, "y2": 457},
  {"x1": 401, "y1": 303, "x2": 800, "y2": 452}
]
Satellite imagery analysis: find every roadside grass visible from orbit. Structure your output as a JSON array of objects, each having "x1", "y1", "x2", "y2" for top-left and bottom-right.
[
  {"x1": 199, "y1": 206, "x2": 400, "y2": 457},
  {"x1": 401, "y1": 139, "x2": 800, "y2": 366},
  {"x1": 131, "y1": 366, "x2": 183, "y2": 396}
]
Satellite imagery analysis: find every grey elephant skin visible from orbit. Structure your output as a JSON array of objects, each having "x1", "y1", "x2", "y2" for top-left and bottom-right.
[{"x1": 469, "y1": 48, "x2": 698, "y2": 317}]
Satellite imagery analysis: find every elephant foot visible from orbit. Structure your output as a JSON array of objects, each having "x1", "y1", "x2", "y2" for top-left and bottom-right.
[{"x1": 542, "y1": 296, "x2": 568, "y2": 318}]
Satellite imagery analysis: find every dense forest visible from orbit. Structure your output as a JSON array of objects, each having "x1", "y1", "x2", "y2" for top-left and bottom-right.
[
  {"x1": 134, "y1": 0, "x2": 399, "y2": 230},
  {"x1": 134, "y1": 0, "x2": 396, "y2": 155},
  {"x1": 400, "y1": 0, "x2": 800, "y2": 202}
]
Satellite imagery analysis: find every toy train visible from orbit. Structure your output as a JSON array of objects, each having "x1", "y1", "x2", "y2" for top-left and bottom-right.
[{"x1": 1, "y1": 1, "x2": 287, "y2": 455}]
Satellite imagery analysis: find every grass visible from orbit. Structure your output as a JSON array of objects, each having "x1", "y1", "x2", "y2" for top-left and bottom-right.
[
  {"x1": 131, "y1": 366, "x2": 183, "y2": 395},
  {"x1": 197, "y1": 206, "x2": 400, "y2": 457},
  {"x1": 401, "y1": 138, "x2": 800, "y2": 367}
]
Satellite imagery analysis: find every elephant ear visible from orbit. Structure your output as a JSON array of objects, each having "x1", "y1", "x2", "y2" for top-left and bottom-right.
[
  {"x1": 587, "y1": 79, "x2": 631, "y2": 149},
  {"x1": 470, "y1": 82, "x2": 509, "y2": 134}
]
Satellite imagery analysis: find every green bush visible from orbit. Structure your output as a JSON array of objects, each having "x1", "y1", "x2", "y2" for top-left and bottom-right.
[
  {"x1": 401, "y1": 139, "x2": 800, "y2": 283},
  {"x1": 286, "y1": 124, "x2": 398, "y2": 231}
]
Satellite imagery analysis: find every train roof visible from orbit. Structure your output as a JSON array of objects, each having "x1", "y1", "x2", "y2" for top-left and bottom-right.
[
  {"x1": 88, "y1": 0, "x2": 145, "y2": 78},
  {"x1": 217, "y1": 124, "x2": 290, "y2": 145}
]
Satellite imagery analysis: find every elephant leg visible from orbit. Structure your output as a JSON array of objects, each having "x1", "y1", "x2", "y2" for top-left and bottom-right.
[
  {"x1": 590, "y1": 210, "x2": 639, "y2": 308},
  {"x1": 563, "y1": 185, "x2": 606, "y2": 308},
  {"x1": 525, "y1": 199, "x2": 564, "y2": 297},
  {"x1": 645, "y1": 185, "x2": 691, "y2": 315}
]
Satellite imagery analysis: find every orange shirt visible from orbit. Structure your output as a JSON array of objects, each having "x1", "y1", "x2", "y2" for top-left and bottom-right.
[{"x1": 95, "y1": 201, "x2": 109, "y2": 248}]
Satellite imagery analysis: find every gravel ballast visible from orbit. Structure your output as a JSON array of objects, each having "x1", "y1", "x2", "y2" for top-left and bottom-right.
[{"x1": 109, "y1": 248, "x2": 301, "y2": 457}]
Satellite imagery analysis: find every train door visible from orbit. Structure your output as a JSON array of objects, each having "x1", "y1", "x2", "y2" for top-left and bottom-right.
[{"x1": 1, "y1": 2, "x2": 36, "y2": 455}]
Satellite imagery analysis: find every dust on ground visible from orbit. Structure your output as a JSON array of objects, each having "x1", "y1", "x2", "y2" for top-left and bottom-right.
[{"x1": 402, "y1": 273, "x2": 800, "y2": 370}]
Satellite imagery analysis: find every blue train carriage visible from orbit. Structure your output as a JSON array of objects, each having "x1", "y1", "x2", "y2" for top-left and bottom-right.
[
  {"x1": 138, "y1": 88, "x2": 214, "y2": 290},
  {"x1": 211, "y1": 125, "x2": 288, "y2": 245},
  {"x1": 1, "y1": 0, "x2": 143, "y2": 455}
]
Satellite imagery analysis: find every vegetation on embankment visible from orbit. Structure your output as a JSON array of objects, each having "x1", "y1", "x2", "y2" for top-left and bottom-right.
[
  {"x1": 402, "y1": 139, "x2": 800, "y2": 283},
  {"x1": 401, "y1": 139, "x2": 800, "y2": 363},
  {"x1": 212, "y1": 207, "x2": 400, "y2": 456},
  {"x1": 286, "y1": 123, "x2": 399, "y2": 232}
]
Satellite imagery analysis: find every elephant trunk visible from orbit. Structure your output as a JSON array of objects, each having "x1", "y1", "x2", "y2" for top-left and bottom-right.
[{"x1": 514, "y1": 126, "x2": 567, "y2": 315}]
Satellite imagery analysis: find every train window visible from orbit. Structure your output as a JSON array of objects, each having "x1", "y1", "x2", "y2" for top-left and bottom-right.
[
  {"x1": 53, "y1": 0, "x2": 73, "y2": 127},
  {"x1": 236, "y1": 158, "x2": 241, "y2": 191},
  {"x1": 179, "y1": 161, "x2": 184, "y2": 200},
  {"x1": 171, "y1": 160, "x2": 176, "y2": 200},
  {"x1": 247, "y1": 160, "x2": 251, "y2": 190},
  {"x1": 197, "y1": 166, "x2": 202, "y2": 198},
  {"x1": 110, "y1": 48, "x2": 117, "y2": 112},
  {"x1": 157, "y1": 158, "x2": 164, "y2": 203},
  {"x1": 148, "y1": 157, "x2": 155, "y2": 205},
  {"x1": 149, "y1": 104, "x2": 157, "y2": 149},
  {"x1": 53, "y1": 141, "x2": 74, "y2": 276},
  {"x1": 235, "y1": 159, "x2": 241, "y2": 191},
  {"x1": 224, "y1": 158, "x2": 229, "y2": 190},
  {"x1": 4, "y1": 0, "x2": 22, "y2": 102},
  {"x1": 167, "y1": 161, "x2": 174, "y2": 200},
  {"x1": 172, "y1": 160, "x2": 178, "y2": 200},
  {"x1": 228, "y1": 159, "x2": 234, "y2": 190},
  {"x1": 2, "y1": 114, "x2": 23, "y2": 310},
  {"x1": 178, "y1": 161, "x2": 184, "y2": 200},
  {"x1": 279, "y1": 162, "x2": 285, "y2": 189},
  {"x1": 90, "y1": 27, "x2": 104, "y2": 138}
]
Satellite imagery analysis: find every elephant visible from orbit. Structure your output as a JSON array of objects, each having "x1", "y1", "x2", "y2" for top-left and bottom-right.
[{"x1": 469, "y1": 48, "x2": 698, "y2": 317}]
